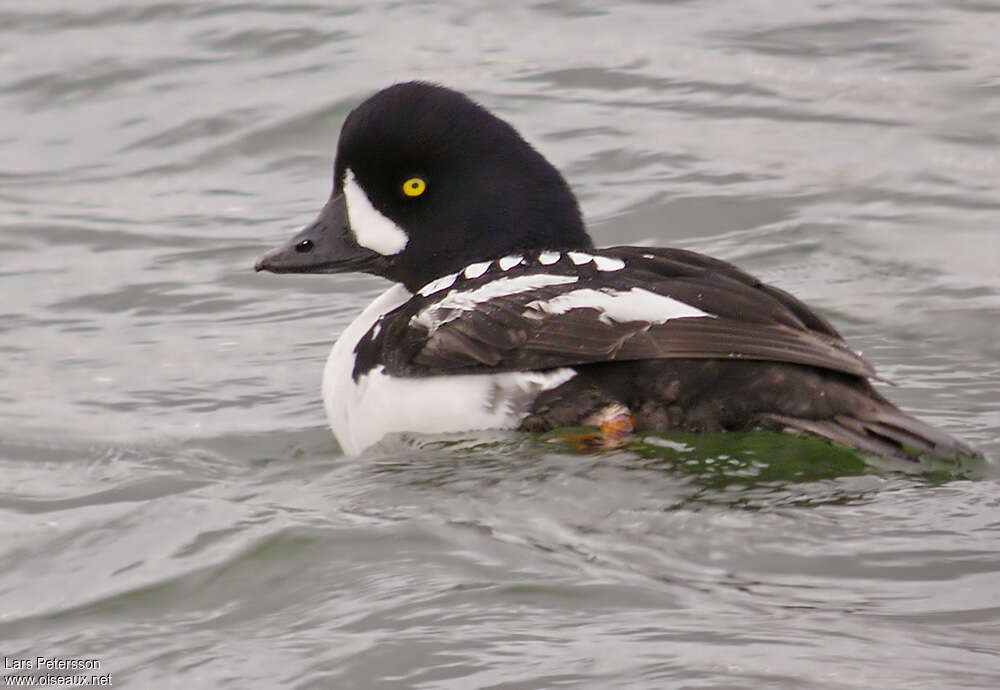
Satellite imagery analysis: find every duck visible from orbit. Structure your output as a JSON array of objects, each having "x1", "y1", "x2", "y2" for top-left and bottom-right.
[{"x1": 255, "y1": 81, "x2": 981, "y2": 462}]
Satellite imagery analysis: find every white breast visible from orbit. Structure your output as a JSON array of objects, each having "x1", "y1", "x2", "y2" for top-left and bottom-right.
[{"x1": 323, "y1": 284, "x2": 576, "y2": 455}]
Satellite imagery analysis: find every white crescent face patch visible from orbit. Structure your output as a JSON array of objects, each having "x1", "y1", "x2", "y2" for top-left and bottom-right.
[{"x1": 343, "y1": 168, "x2": 409, "y2": 255}]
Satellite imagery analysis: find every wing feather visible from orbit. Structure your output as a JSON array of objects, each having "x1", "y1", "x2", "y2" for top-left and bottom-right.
[{"x1": 370, "y1": 247, "x2": 876, "y2": 381}]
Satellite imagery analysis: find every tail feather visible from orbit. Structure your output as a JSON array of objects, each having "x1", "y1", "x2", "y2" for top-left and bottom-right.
[{"x1": 761, "y1": 408, "x2": 982, "y2": 464}]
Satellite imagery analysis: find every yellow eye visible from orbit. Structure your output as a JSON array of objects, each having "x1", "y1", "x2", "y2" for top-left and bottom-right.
[{"x1": 402, "y1": 177, "x2": 427, "y2": 197}]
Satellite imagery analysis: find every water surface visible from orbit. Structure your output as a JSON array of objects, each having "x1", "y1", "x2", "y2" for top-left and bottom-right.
[{"x1": 2, "y1": 1, "x2": 999, "y2": 688}]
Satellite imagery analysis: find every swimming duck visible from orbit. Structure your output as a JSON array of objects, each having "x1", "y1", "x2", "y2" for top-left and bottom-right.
[{"x1": 255, "y1": 81, "x2": 980, "y2": 462}]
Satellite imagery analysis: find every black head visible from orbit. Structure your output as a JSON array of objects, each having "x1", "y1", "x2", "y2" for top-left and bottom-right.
[{"x1": 255, "y1": 81, "x2": 591, "y2": 291}]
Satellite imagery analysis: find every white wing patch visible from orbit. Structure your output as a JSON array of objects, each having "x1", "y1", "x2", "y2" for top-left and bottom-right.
[
  {"x1": 593, "y1": 255, "x2": 625, "y2": 271},
  {"x1": 524, "y1": 287, "x2": 713, "y2": 324},
  {"x1": 463, "y1": 261, "x2": 491, "y2": 279},
  {"x1": 498, "y1": 255, "x2": 524, "y2": 271},
  {"x1": 343, "y1": 168, "x2": 409, "y2": 255},
  {"x1": 416, "y1": 253, "x2": 626, "y2": 299},
  {"x1": 417, "y1": 272, "x2": 459, "y2": 297},
  {"x1": 413, "y1": 273, "x2": 578, "y2": 332}
]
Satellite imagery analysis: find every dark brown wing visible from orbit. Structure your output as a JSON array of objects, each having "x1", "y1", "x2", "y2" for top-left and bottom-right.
[
  {"x1": 364, "y1": 247, "x2": 876, "y2": 380},
  {"x1": 602, "y1": 246, "x2": 843, "y2": 337}
]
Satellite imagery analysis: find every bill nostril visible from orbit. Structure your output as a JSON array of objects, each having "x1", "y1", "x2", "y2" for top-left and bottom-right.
[{"x1": 295, "y1": 239, "x2": 314, "y2": 253}]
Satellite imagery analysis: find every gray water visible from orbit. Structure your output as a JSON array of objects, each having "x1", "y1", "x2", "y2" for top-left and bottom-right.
[{"x1": 2, "y1": 1, "x2": 1000, "y2": 688}]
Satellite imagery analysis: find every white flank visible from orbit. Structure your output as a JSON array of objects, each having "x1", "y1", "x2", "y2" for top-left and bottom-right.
[
  {"x1": 325, "y1": 349, "x2": 576, "y2": 456},
  {"x1": 343, "y1": 168, "x2": 409, "y2": 255},
  {"x1": 412, "y1": 273, "x2": 578, "y2": 332},
  {"x1": 567, "y1": 251, "x2": 593, "y2": 265},
  {"x1": 538, "y1": 251, "x2": 560, "y2": 265},
  {"x1": 593, "y1": 255, "x2": 625, "y2": 271},
  {"x1": 524, "y1": 287, "x2": 714, "y2": 324}
]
